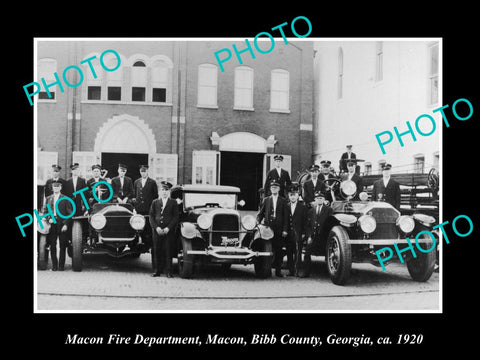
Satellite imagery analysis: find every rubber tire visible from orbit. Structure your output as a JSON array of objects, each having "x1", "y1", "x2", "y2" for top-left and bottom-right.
[
  {"x1": 254, "y1": 240, "x2": 273, "y2": 278},
  {"x1": 71, "y1": 220, "x2": 83, "y2": 272},
  {"x1": 407, "y1": 232, "x2": 436, "y2": 282},
  {"x1": 38, "y1": 234, "x2": 48, "y2": 270},
  {"x1": 178, "y1": 237, "x2": 194, "y2": 279},
  {"x1": 326, "y1": 226, "x2": 352, "y2": 285},
  {"x1": 221, "y1": 263, "x2": 232, "y2": 271}
]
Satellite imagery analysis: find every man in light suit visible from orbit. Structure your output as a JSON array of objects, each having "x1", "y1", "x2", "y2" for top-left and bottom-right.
[
  {"x1": 264, "y1": 155, "x2": 291, "y2": 198},
  {"x1": 302, "y1": 164, "x2": 327, "y2": 208},
  {"x1": 111, "y1": 163, "x2": 134, "y2": 204},
  {"x1": 149, "y1": 181, "x2": 179, "y2": 278},
  {"x1": 371, "y1": 163, "x2": 401, "y2": 210},
  {"x1": 286, "y1": 183, "x2": 308, "y2": 277},
  {"x1": 257, "y1": 180, "x2": 289, "y2": 277},
  {"x1": 301, "y1": 191, "x2": 333, "y2": 277},
  {"x1": 42, "y1": 181, "x2": 73, "y2": 271}
]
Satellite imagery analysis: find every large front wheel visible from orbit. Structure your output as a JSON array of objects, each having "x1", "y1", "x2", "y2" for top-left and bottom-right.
[
  {"x1": 178, "y1": 237, "x2": 194, "y2": 279},
  {"x1": 407, "y1": 232, "x2": 436, "y2": 282},
  {"x1": 71, "y1": 220, "x2": 83, "y2": 272},
  {"x1": 326, "y1": 226, "x2": 352, "y2": 285},
  {"x1": 38, "y1": 234, "x2": 48, "y2": 270}
]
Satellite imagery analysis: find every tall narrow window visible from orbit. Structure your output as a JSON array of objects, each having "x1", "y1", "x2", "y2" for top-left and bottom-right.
[
  {"x1": 375, "y1": 41, "x2": 383, "y2": 82},
  {"x1": 151, "y1": 59, "x2": 168, "y2": 103},
  {"x1": 38, "y1": 59, "x2": 57, "y2": 101},
  {"x1": 84, "y1": 54, "x2": 103, "y2": 100},
  {"x1": 428, "y1": 42, "x2": 439, "y2": 105},
  {"x1": 337, "y1": 48, "x2": 343, "y2": 99},
  {"x1": 378, "y1": 160, "x2": 386, "y2": 174},
  {"x1": 105, "y1": 53, "x2": 123, "y2": 101},
  {"x1": 234, "y1": 66, "x2": 254, "y2": 110},
  {"x1": 414, "y1": 155, "x2": 425, "y2": 174},
  {"x1": 270, "y1": 69, "x2": 289, "y2": 112},
  {"x1": 197, "y1": 64, "x2": 218, "y2": 107},
  {"x1": 131, "y1": 60, "x2": 146, "y2": 102}
]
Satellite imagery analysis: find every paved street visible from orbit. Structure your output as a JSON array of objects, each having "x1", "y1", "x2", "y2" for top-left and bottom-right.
[{"x1": 36, "y1": 252, "x2": 440, "y2": 312}]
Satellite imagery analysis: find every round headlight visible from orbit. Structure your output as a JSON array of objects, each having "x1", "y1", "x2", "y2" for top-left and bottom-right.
[
  {"x1": 130, "y1": 214, "x2": 146, "y2": 231},
  {"x1": 358, "y1": 214, "x2": 376, "y2": 234},
  {"x1": 90, "y1": 214, "x2": 106, "y2": 230},
  {"x1": 397, "y1": 215, "x2": 415, "y2": 234},
  {"x1": 359, "y1": 191, "x2": 369, "y2": 201},
  {"x1": 413, "y1": 213, "x2": 436, "y2": 226},
  {"x1": 197, "y1": 214, "x2": 212, "y2": 230},
  {"x1": 241, "y1": 214, "x2": 257, "y2": 230},
  {"x1": 341, "y1": 180, "x2": 357, "y2": 197}
]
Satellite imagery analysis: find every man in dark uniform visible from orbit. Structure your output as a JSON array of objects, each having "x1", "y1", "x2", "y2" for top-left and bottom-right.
[
  {"x1": 257, "y1": 180, "x2": 289, "y2": 277},
  {"x1": 345, "y1": 160, "x2": 364, "y2": 200},
  {"x1": 318, "y1": 160, "x2": 337, "y2": 203},
  {"x1": 42, "y1": 181, "x2": 73, "y2": 271},
  {"x1": 301, "y1": 191, "x2": 333, "y2": 277},
  {"x1": 111, "y1": 163, "x2": 134, "y2": 204},
  {"x1": 302, "y1": 164, "x2": 326, "y2": 208},
  {"x1": 63, "y1": 163, "x2": 88, "y2": 216},
  {"x1": 44, "y1": 164, "x2": 66, "y2": 198},
  {"x1": 371, "y1": 163, "x2": 401, "y2": 210},
  {"x1": 339, "y1": 145, "x2": 357, "y2": 174},
  {"x1": 132, "y1": 165, "x2": 158, "y2": 260},
  {"x1": 286, "y1": 182, "x2": 308, "y2": 277},
  {"x1": 149, "y1": 181, "x2": 179, "y2": 278},
  {"x1": 264, "y1": 155, "x2": 291, "y2": 198},
  {"x1": 87, "y1": 164, "x2": 110, "y2": 207}
]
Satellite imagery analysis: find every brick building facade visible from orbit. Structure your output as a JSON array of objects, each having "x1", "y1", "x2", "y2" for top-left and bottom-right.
[{"x1": 36, "y1": 39, "x2": 314, "y2": 210}]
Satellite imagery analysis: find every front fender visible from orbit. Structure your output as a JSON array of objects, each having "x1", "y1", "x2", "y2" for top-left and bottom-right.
[
  {"x1": 253, "y1": 224, "x2": 274, "y2": 241},
  {"x1": 180, "y1": 222, "x2": 202, "y2": 240}
]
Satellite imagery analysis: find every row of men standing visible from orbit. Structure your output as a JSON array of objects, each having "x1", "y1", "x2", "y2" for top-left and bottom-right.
[{"x1": 42, "y1": 163, "x2": 178, "y2": 276}]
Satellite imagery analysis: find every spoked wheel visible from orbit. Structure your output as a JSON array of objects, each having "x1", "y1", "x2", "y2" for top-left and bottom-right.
[
  {"x1": 326, "y1": 226, "x2": 352, "y2": 285},
  {"x1": 407, "y1": 231, "x2": 436, "y2": 282}
]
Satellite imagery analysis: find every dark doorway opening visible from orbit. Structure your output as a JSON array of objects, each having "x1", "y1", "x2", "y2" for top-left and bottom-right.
[
  {"x1": 101, "y1": 152, "x2": 149, "y2": 183},
  {"x1": 220, "y1": 151, "x2": 264, "y2": 211}
]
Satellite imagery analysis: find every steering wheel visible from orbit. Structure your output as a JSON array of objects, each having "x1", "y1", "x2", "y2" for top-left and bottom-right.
[{"x1": 323, "y1": 178, "x2": 341, "y2": 200}]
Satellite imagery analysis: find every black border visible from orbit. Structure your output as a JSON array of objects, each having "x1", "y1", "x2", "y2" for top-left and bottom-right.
[{"x1": 10, "y1": 6, "x2": 478, "y2": 355}]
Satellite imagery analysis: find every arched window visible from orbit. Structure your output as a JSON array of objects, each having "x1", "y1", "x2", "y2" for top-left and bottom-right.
[
  {"x1": 131, "y1": 60, "x2": 147, "y2": 102},
  {"x1": 83, "y1": 53, "x2": 103, "y2": 100},
  {"x1": 234, "y1": 66, "x2": 254, "y2": 110},
  {"x1": 338, "y1": 47, "x2": 343, "y2": 99},
  {"x1": 197, "y1": 63, "x2": 218, "y2": 107},
  {"x1": 104, "y1": 52, "x2": 123, "y2": 101},
  {"x1": 151, "y1": 59, "x2": 170, "y2": 103},
  {"x1": 270, "y1": 69, "x2": 289, "y2": 112},
  {"x1": 38, "y1": 58, "x2": 57, "y2": 101}
]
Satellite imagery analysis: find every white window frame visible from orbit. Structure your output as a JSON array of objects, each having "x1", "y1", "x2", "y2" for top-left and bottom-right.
[
  {"x1": 72, "y1": 151, "x2": 101, "y2": 181},
  {"x1": 37, "y1": 151, "x2": 58, "y2": 185},
  {"x1": 414, "y1": 154, "x2": 425, "y2": 174},
  {"x1": 270, "y1": 69, "x2": 290, "y2": 113},
  {"x1": 428, "y1": 42, "x2": 439, "y2": 106},
  {"x1": 192, "y1": 150, "x2": 220, "y2": 185},
  {"x1": 37, "y1": 58, "x2": 58, "y2": 103},
  {"x1": 197, "y1": 63, "x2": 218, "y2": 108},
  {"x1": 149, "y1": 154, "x2": 178, "y2": 186},
  {"x1": 234, "y1": 66, "x2": 254, "y2": 111}
]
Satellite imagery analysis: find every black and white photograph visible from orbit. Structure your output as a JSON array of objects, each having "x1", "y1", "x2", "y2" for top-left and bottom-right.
[
  {"x1": 8, "y1": 7, "x2": 478, "y2": 357},
  {"x1": 32, "y1": 37, "x2": 441, "y2": 312}
]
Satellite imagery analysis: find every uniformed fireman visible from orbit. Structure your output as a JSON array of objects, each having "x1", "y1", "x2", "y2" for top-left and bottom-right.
[{"x1": 149, "y1": 181, "x2": 179, "y2": 278}]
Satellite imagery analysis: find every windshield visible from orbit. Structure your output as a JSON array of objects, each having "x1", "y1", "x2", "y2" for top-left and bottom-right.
[{"x1": 184, "y1": 192, "x2": 237, "y2": 209}]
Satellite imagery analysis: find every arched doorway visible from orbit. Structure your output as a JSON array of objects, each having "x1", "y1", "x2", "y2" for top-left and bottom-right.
[{"x1": 93, "y1": 114, "x2": 155, "y2": 182}]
